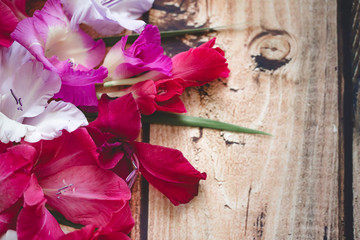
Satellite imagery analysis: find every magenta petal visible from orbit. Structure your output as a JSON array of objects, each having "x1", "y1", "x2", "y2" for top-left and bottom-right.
[
  {"x1": 86, "y1": 126, "x2": 124, "y2": 170},
  {"x1": 0, "y1": 200, "x2": 22, "y2": 235},
  {"x1": 171, "y1": 38, "x2": 230, "y2": 87},
  {"x1": 105, "y1": 203, "x2": 134, "y2": 234},
  {"x1": 121, "y1": 80, "x2": 157, "y2": 115},
  {"x1": 17, "y1": 176, "x2": 64, "y2": 240},
  {"x1": 109, "y1": 25, "x2": 172, "y2": 79},
  {"x1": 54, "y1": 83, "x2": 98, "y2": 107},
  {"x1": 134, "y1": 142, "x2": 206, "y2": 205},
  {"x1": 155, "y1": 96, "x2": 187, "y2": 113},
  {"x1": 0, "y1": 1, "x2": 19, "y2": 48},
  {"x1": 23, "y1": 175, "x2": 45, "y2": 207},
  {"x1": 31, "y1": 128, "x2": 99, "y2": 179},
  {"x1": 40, "y1": 165, "x2": 131, "y2": 226},
  {"x1": 55, "y1": 66, "x2": 108, "y2": 106},
  {"x1": 155, "y1": 78, "x2": 184, "y2": 102},
  {"x1": 0, "y1": 145, "x2": 37, "y2": 212},
  {"x1": 90, "y1": 94, "x2": 141, "y2": 141}
]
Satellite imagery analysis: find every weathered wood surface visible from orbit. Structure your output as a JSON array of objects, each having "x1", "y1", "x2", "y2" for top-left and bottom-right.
[
  {"x1": 352, "y1": 0, "x2": 360, "y2": 239},
  {"x1": 146, "y1": 0, "x2": 341, "y2": 239}
]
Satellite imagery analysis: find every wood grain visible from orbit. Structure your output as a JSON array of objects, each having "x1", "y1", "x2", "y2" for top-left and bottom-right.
[
  {"x1": 352, "y1": 0, "x2": 360, "y2": 239},
  {"x1": 147, "y1": 0, "x2": 341, "y2": 239}
]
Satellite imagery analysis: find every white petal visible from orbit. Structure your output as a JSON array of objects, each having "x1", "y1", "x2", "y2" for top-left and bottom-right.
[
  {"x1": 0, "y1": 112, "x2": 35, "y2": 144},
  {"x1": 9, "y1": 61, "x2": 61, "y2": 121},
  {"x1": 22, "y1": 101, "x2": 88, "y2": 142},
  {"x1": 0, "y1": 230, "x2": 18, "y2": 240},
  {"x1": 62, "y1": 0, "x2": 153, "y2": 35},
  {"x1": 0, "y1": 42, "x2": 32, "y2": 92}
]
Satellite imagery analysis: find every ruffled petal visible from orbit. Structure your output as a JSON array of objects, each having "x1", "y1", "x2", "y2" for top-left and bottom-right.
[
  {"x1": 134, "y1": 142, "x2": 206, "y2": 205},
  {"x1": 40, "y1": 165, "x2": 131, "y2": 226},
  {"x1": 110, "y1": 25, "x2": 172, "y2": 79},
  {"x1": 62, "y1": 0, "x2": 153, "y2": 35},
  {"x1": 0, "y1": 112, "x2": 34, "y2": 144},
  {"x1": 90, "y1": 94, "x2": 141, "y2": 141},
  {"x1": 55, "y1": 66, "x2": 108, "y2": 107},
  {"x1": 22, "y1": 101, "x2": 88, "y2": 143}
]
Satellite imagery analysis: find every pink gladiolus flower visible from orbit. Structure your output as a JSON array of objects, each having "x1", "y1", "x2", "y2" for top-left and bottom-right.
[
  {"x1": 0, "y1": 0, "x2": 27, "y2": 47},
  {"x1": 88, "y1": 94, "x2": 206, "y2": 205},
  {"x1": 61, "y1": 0, "x2": 154, "y2": 36},
  {"x1": 11, "y1": 0, "x2": 107, "y2": 106},
  {"x1": 28, "y1": 129, "x2": 131, "y2": 227}
]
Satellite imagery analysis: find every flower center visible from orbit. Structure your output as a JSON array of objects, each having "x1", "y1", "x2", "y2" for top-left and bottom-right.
[
  {"x1": 100, "y1": 0, "x2": 122, "y2": 7},
  {"x1": 10, "y1": 89, "x2": 23, "y2": 111}
]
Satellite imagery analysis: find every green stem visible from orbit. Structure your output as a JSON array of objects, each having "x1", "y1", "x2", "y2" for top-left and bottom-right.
[{"x1": 141, "y1": 112, "x2": 272, "y2": 136}]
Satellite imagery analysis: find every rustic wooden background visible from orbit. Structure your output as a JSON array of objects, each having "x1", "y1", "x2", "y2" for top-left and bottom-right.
[{"x1": 129, "y1": 0, "x2": 349, "y2": 239}]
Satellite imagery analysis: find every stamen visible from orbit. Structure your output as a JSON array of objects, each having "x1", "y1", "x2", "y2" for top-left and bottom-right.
[
  {"x1": 10, "y1": 89, "x2": 23, "y2": 111},
  {"x1": 10, "y1": 89, "x2": 18, "y2": 105},
  {"x1": 126, "y1": 153, "x2": 139, "y2": 188},
  {"x1": 101, "y1": 0, "x2": 122, "y2": 8},
  {"x1": 56, "y1": 183, "x2": 74, "y2": 199}
]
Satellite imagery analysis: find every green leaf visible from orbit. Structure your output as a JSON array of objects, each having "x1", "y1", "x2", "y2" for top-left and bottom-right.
[
  {"x1": 141, "y1": 112, "x2": 272, "y2": 136},
  {"x1": 98, "y1": 23, "x2": 250, "y2": 47}
]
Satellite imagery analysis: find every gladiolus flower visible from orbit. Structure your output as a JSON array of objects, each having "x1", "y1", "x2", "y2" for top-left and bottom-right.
[
  {"x1": 0, "y1": 43, "x2": 88, "y2": 143},
  {"x1": 88, "y1": 94, "x2": 206, "y2": 205},
  {"x1": 102, "y1": 37, "x2": 229, "y2": 114},
  {"x1": 11, "y1": 0, "x2": 107, "y2": 106}
]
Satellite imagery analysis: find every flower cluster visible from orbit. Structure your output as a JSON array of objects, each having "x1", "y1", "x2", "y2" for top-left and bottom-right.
[{"x1": 0, "y1": 0, "x2": 230, "y2": 239}]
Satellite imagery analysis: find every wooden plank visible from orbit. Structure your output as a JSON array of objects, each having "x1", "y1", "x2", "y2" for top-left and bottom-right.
[
  {"x1": 147, "y1": 0, "x2": 341, "y2": 239},
  {"x1": 352, "y1": 0, "x2": 360, "y2": 239}
]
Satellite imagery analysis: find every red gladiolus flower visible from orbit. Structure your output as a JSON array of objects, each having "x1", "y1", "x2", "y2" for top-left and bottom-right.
[
  {"x1": 88, "y1": 94, "x2": 206, "y2": 205},
  {"x1": 171, "y1": 38, "x2": 230, "y2": 88},
  {"x1": 106, "y1": 37, "x2": 230, "y2": 114}
]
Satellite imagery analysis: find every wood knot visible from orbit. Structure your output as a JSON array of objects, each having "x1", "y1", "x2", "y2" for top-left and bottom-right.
[{"x1": 248, "y1": 30, "x2": 294, "y2": 71}]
